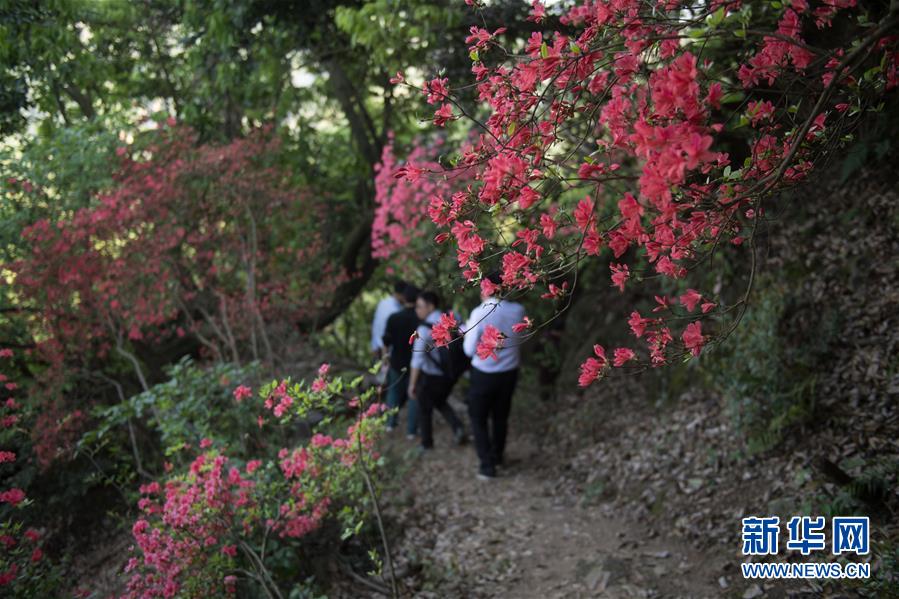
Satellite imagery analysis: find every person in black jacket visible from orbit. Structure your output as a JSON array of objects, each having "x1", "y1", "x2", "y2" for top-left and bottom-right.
[{"x1": 382, "y1": 284, "x2": 421, "y2": 438}]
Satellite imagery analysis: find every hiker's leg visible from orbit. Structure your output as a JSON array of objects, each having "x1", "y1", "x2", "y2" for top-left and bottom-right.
[
  {"x1": 491, "y1": 369, "x2": 518, "y2": 466},
  {"x1": 433, "y1": 376, "x2": 463, "y2": 433},
  {"x1": 402, "y1": 370, "x2": 419, "y2": 436},
  {"x1": 418, "y1": 374, "x2": 436, "y2": 449},
  {"x1": 385, "y1": 368, "x2": 402, "y2": 429},
  {"x1": 467, "y1": 368, "x2": 494, "y2": 475}
]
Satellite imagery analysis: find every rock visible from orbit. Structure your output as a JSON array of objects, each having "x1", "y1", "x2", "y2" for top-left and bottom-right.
[
  {"x1": 585, "y1": 565, "x2": 610, "y2": 592},
  {"x1": 743, "y1": 584, "x2": 763, "y2": 598}
]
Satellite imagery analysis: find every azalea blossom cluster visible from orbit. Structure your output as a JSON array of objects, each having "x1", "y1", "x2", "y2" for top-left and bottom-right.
[
  {"x1": 122, "y1": 365, "x2": 387, "y2": 598},
  {"x1": 0, "y1": 349, "x2": 53, "y2": 591},
  {"x1": 372, "y1": 134, "x2": 477, "y2": 275},
  {"x1": 4, "y1": 123, "x2": 345, "y2": 466},
  {"x1": 384, "y1": 0, "x2": 898, "y2": 385}
]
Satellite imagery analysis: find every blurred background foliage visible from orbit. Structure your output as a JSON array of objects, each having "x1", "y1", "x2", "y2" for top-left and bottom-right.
[{"x1": 0, "y1": 0, "x2": 896, "y2": 595}]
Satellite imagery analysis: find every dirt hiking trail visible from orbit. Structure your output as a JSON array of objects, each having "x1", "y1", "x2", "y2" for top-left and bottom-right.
[{"x1": 377, "y1": 393, "x2": 735, "y2": 599}]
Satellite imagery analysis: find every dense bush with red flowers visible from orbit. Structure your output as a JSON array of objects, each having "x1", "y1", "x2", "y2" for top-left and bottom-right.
[
  {"x1": 3, "y1": 122, "x2": 358, "y2": 470},
  {"x1": 379, "y1": 0, "x2": 898, "y2": 384},
  {"x1": 120, "y1": 364, "x2": 388, "y2": 598},
  {"x1": 0, "y1": 349, "x2": 63, "y2": 594}
]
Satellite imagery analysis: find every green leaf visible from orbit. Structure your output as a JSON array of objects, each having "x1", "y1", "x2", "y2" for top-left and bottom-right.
[{"x1": 707, "y1": 7, "x2": 725, "y2": 27}]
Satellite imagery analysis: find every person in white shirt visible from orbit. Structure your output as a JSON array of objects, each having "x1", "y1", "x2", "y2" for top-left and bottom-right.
[
  {"x1": 371, "y1": 280, "x2": 407, "y2": 359},
  {"x1": 408, "y1": 290, "x2": 466, "y2": 450},
  {"x1": 462, "y1": 272, "x2": 526, "y2": 480}
]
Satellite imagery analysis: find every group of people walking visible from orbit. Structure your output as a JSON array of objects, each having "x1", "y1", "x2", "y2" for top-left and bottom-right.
[{"x1": 370, "y1": 275, "x2": 525, "y2": 480}]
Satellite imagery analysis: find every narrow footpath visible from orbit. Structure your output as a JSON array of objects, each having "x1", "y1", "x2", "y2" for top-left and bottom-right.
[{"x1": 377, "y1": 393, "x2": 729, "y2": 598}]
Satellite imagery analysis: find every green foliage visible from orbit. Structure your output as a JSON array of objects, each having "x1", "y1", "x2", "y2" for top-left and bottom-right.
[
  {"x1": 119, "y1": 363, "x2": 389, "y2": 597},
  {"x1": 0, "y1": 520, "x2": 65, "y2": 597},
  {"x1": 80, "y1": 358, "x2": 264, "y2": 466},
  {"x1": 707, "y1": 281, "x2": 838, "y2": 454},
  {"x1": 334, "y1": 0, "x2": 460, "y2": 70},
  {"x1": 863, "y1": 539, "x2": 899, "y2": 598}
]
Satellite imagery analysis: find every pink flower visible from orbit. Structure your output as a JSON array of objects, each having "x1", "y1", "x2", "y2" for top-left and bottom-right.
[
  {"x1": 583, "y1": 230, "x2": 603, "y2": 256},
  {"x1": 139, "y1": 481, "x2": 160, "y2": 495},
  {"x1": 0, "y1": 488, "x2": 26, "y2": 506},
  {"x1": 424, "y1": 77, "x2": 450, "y2": 104},
  {"x1": 311, "y1": 378, "x2": 327, "y2": 393},
  {"x1": 480, "y1": 277, "x2": 500, "y2": 297},
  {"x1": 233, "y1": 385, "x2": 252, "y2": 402},
  {"x1": 0, "y1": 451, "x2": 15, "y2": 463},
  {"x1": 317, "y1": 363, "x2": 330, "y2": 376},
  {"x1": 433, "y1": 103, "x2": 455, "y2": 127},
  {"x1": 679, "y1": 289, "x2": 702, "y2": 312},
  {"x1": 540, "y1": 213, "x2": 557, "y2": 239},
  {"x1": 0, "y1": 349, "x2": 12, "y2": 358},
  {"x1": 30, "y1": 548, "x2": 42, "y2": 563},
  {"x1": 574, "y1": 198, "x2": 594, "y2": 230},
  {"x1": 747, "y1": 100, "x2": 775, "y2": 126},
  {"x1": 628, "y1": 311, "x2": 649, "y2": 338},
  {"x1": 653, "y1": 295, "x2": 671, "y2": 313},
  {"x1": 311, "y1": 433, "x2": 333, "y2": 448},
  {"x1": 221, "y1": 545, "x2": 237, "y2": 557},
  {"x1": 246, "y1": 460, "x2": 262, "y2": 474},
  {"x1": 475, "y1": 325, "x2": 503, "y2": 361},
  {"x1": 432, "y1": 313, "x2": 457, "y2": 347},
  {"x1": 578, "y1": 358, "x2": 603, "y2": 387},
  {"x1": 610, "y1": 263, "x2": 630, "y2": 292},
  {"x1": 389, "y1": 71, "x2": 405, "y2": 85},
  {"x1": 682, "y1": 322, "x2": 704, "y2": 357},
  {"x1": 578, "y1": 346, "x2": 608, "y2": 387},
  {"x1": 528, "y1": 0, "x2": 546, "y2": 22},
  {"x1": 0, "y1": 563, "x2": 18, "y2": 585},
  {"x1": 701, "y1": 301, "x2": 716, "y2": 313},
  {"x1": 618, "y1": 193, "x2": 643, "y2": 220},
  {"x1": 613, "y1": 348, "x2": 636, "y2": 367},
  {"x1": 199, "y1": 438, "x2": 212, "y2": 449},
  {"x1": 512, "y1": 316, "x2": 532, "y2": 333}
]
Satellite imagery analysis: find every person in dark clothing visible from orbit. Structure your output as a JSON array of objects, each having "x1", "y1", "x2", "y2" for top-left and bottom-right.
[
  {"x1": 382, "y1": 284, "x2": 421, "y2": 437},
  {"x1": 407, "y1": 290, "x2": 465, "y2": 450}
]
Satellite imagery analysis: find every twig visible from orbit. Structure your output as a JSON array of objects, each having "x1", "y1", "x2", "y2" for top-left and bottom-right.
[{"x1": 355, "y1": 415, "x2": 399, "y2": 598}]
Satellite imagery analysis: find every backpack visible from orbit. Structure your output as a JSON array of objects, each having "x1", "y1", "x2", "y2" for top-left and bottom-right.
[{"x1": 424, "y1": 327, "x2": 471, "y2": 383}]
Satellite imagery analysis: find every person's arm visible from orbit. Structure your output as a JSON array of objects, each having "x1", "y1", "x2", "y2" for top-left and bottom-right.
[
  {"x1": 370, "y1": 301, "x2": 384, "y2": 355},
  {"x1": 408, "y1": 366, "x2": 421, "y2": 399},
  {"x1": 382, "y1": 314, "x2": 395, "y2": 360},
  {"x1": 408, "y1": 324, "x2": 427, "y2": 398},
  {"x1": 462, "y1": 304, "x2": 483, "y2": 357}
]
